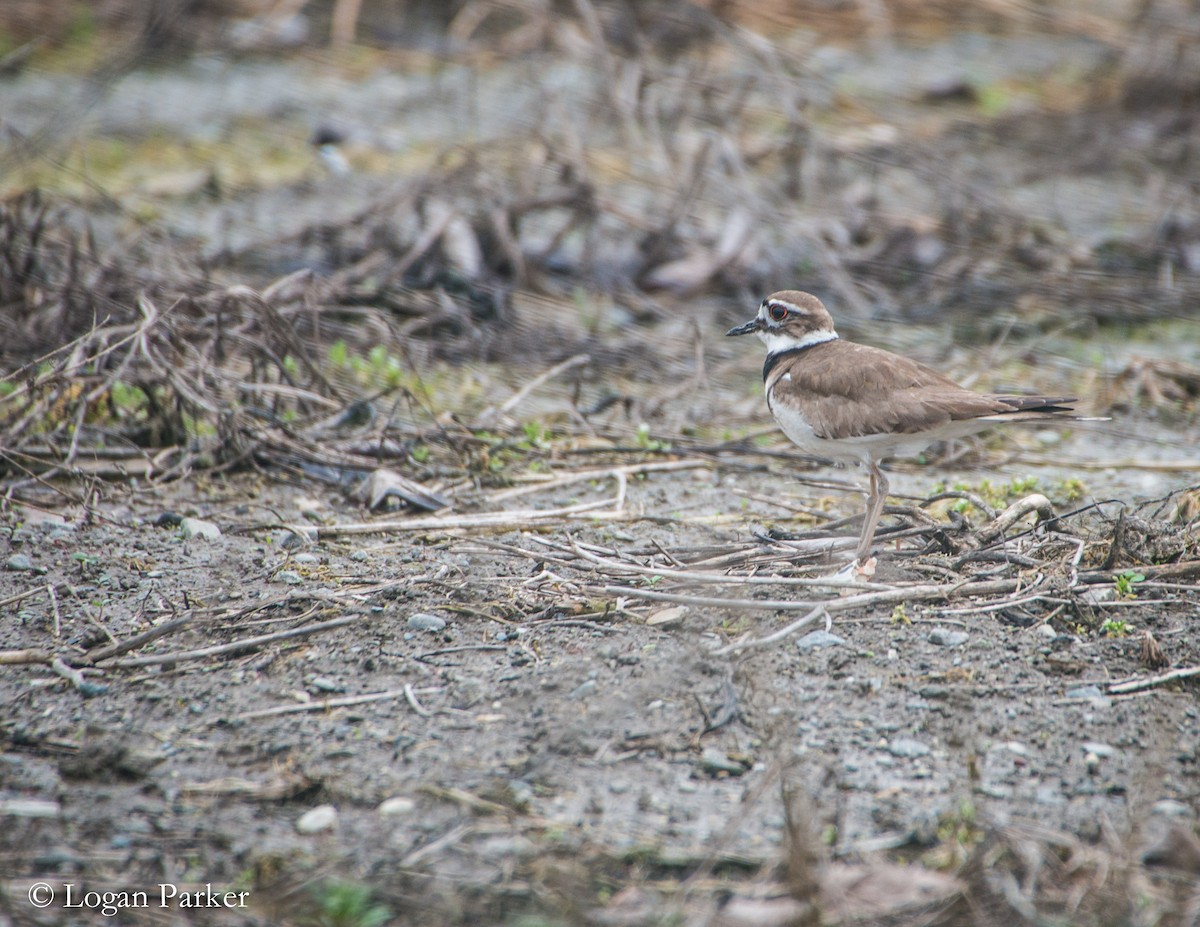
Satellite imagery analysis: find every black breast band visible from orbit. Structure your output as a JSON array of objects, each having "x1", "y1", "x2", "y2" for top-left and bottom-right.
[{"x1": 762, "y1": 343, "x2": 821, "y2": 382}]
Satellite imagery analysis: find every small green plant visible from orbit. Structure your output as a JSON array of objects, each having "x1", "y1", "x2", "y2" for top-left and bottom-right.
[
  {"x1": 1058, "y1": 478, "x2": 1087, "y2": 502},
  {"x1": 308, "y1": 881, "x2": 390, "y2": 927},
  {"x1": 1100, "y1": 618, "x2": 1132, "y2": 638},
  {"x1": 1008, "y1": 476, "x2": 1040, "y2": 496},
  {"x1": 364, "y1": 344, "x2": 404, "y2": 388},
  {"x1": 1114, "y1": 570, "x2": 1145, "y2": 600},
  {"x1": 634, "y1": 423, "x2": 670, "y2": 452},
  {"x1": 72, "y1": 551, "x2": 100, "y2": 579},
  {"x1": 108, "y1": 381, "x2": 148, "y2": 413},
  {"x1": 938, "y1": 799, "x2": 980, "y2": 844},
  {"x1": 520, "y1": 420, "x2": 553, "y2": 449},
  {"x1": 328, "y1": 339, "x2": 349, "y2": 367},
  {"x1": 890, "y1": 603, "x2": 910, "y2": 625},
  {"x1": 924, "y1": 798, "x2": 984, "y2": 870},
  {"x1": 977, "y1": 82, "x2": 1012, "y2": 117},
  {"x1": 329, "y1": 343, "x2": 410, "y2": 389},
  {"x1": 935, "y1": 476, "x2": 1042, "y2": 515}
]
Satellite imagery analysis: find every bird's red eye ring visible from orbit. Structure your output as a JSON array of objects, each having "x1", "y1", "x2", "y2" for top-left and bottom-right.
[{"x1": 768, "y1": 303, "x2": 788, "y2": 322}]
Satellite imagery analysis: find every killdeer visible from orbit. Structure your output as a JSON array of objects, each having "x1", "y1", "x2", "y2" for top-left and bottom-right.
[{"x1": 727, "y1": 291, "x2": 1079, "y2": 564}]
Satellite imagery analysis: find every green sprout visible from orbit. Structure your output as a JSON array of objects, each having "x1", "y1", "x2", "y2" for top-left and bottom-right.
[{"x1": 1113, "y1": 570, "x2": 1145, "y2": 600}]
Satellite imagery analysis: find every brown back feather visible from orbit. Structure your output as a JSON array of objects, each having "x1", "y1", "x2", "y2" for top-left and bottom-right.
[{"x1": 767, "y1": 341, "x2": 1076, "y2": 439}]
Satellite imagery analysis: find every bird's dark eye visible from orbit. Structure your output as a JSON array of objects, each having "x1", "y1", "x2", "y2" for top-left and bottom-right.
[{"x1": 768, "y1": 303, "x2": 788, "y2": 322}]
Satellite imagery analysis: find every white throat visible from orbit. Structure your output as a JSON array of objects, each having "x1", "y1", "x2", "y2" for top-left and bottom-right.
[{"x1": 758, "y1": 327, "x2": 838, "y2": 356}]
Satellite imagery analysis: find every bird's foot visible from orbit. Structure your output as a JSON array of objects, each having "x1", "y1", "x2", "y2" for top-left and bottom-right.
[
  {"x1": 823, "y1": 556, "x2": 877, "y2": 587},
  {"x1": 852, "y1": 556, "x2": 877, "y2": 580}
]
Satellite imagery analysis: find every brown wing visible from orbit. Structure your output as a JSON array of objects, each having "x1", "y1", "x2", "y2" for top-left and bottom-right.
[{"x1": 767, "y1": 340, "x2": 1029, "y2": 440}]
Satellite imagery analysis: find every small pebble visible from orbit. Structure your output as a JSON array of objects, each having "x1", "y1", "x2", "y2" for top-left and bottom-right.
[
  {"x1": 796, "y1": 630, "x2": 846, "y2": 651},
  {"x1": 923, "y1": 74, "x2": 977, "y2": 102},
  {"x1": 1036, "y1": 623, "x2": 1058, "y2": 640},
  {"x1": 407, "y1": 613, "x2": 446, "y2": 632},
  {"x1": 699, "y1": 749, "x2": 748, "y2": 776},
  {"x1": 378, "y1": 797, "x2": 416, "y2": 817},
  {"x1": 569, "y1": 679, "x2": 598, "y2": 700},
  {"x1": 928, "y1": 628, "x2": 969, "y2": 647},
  {"x1": 887, "y1": 737, "x2": 931, "y2": 758},
  {"x1": 293, "y1": 552, "x2": 319, "y2": 565},
  {"x1": 1151, "y1": 799, "x2": 1191, "y2": 818},
  {"x1": 275, "y1": 570, "x2": 303, "y2": 585},
  {"x1": 1082, "y1": 741, "x2": 1116, "y2": 758},
  {"x1": 507, "y1": 780, "x2": 534, "y2": 808},
  {"x1": 307, "y1": 676, "x2": 343, "y2": 694},
  {"x1": 646, "y1": 606, "x2": 688, "y2": 628},
  {"x1": 1065, "y1": 685, "x2": 1105, "y2": 700},
  {"x1": 5, "y1": 554, "x2": 39, "y2": 573},
  {"x1": 280, "y1": 530, "x2": 311, "y2": 550},
  {"x1": 350, "y1": 550, "x2": 369, "y2": 562},
  {"x1": 1081, "y1": 586, "x2": 1115, "y2": 604},
  {"x1": 477, "y1": 835, "x2": 536, "y2": 860},
  {"x1": 180, "y1": 517, "x2": 221, "y2": 540},
  {"x1": 296, "y1": 804, "x2": 337, "y2": 834}
]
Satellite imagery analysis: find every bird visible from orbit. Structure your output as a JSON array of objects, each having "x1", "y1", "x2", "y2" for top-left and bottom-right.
[{"x1": 727, "y1": 290, "x2": 1080, "y2": 566}]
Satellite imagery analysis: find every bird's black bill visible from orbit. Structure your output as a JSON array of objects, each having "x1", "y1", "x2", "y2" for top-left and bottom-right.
[{"x1": 726, "y1": 319, "x2": 760, "y2": 337}]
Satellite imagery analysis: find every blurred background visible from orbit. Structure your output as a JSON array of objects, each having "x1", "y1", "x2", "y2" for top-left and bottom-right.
[{"x1": 1, "y1": 0, "x2": 1198, "y2": 460}]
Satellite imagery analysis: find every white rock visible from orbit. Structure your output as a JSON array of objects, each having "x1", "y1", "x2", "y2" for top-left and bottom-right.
[
  {"x1": 1151, "y1": 799, "x2": 1191, "y2": 818},
  {"x1": 407, "y1": 613, "x2": 446, "y2": 632},
  {"x1": 180, "y1": 517, "x2": 221, "y2": 540},
  {"x1": 646, "y1": 606, "x2": 688, "y2": 628},
  {"x1": 296, "y1": 804, "x2": 338, "y2": 834},
  {"x1": 378, "y1": 797, "x2": 417, "y2": 817},
  {"x1": 0, "y1": 799, "x2": 61, "y2": 818}
]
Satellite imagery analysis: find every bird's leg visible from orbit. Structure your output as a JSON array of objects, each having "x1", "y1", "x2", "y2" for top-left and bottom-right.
[{"x1": 855, "y1": 461, "x2": 889, "y2": 562}]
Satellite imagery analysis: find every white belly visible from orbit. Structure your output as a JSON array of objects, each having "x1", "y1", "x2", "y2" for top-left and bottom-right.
[
  {"x1": 768, "y1": 390, "x2": 991, "y2": 465},
  {"x1": 770, "y1": 401, "x2": 845, "y2": 460}
]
